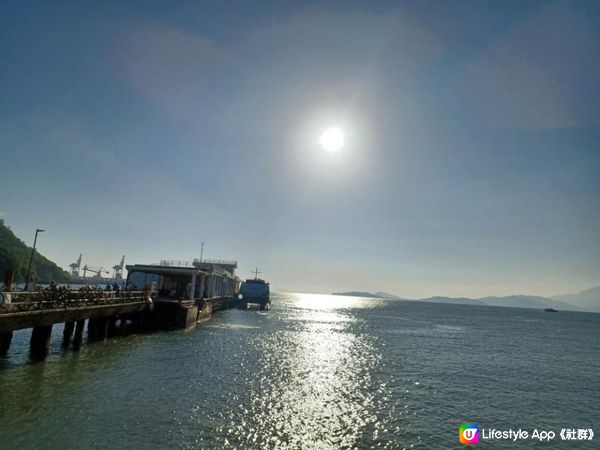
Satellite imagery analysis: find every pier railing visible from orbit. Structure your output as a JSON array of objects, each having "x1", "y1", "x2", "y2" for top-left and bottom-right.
[
  {"x1": 157, "y1": 259, "x2": 237, "y2": 268},
  {"x1": 0, "y1": 289, "x2": 148, "y2": 314}
]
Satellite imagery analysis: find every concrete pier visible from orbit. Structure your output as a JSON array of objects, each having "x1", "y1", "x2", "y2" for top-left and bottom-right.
[
  {"x1": 72, "y1": 320, "x2": 85, "y2": 351},
  {"x1": 30, "y1": 325, "x2": 52, "y2": 359},
  {"x1": 0, "y1": 290, "x2": 236, "y2": 359},
  {"x1": 0, "y1": 290, "x2": 148, "y2": 333},
  {"x1": 0, "y1": 331, "x2": 13, "y2": 357},
  {"x1": 152, "y1": 300, "x2": 201, "y2": 329}
]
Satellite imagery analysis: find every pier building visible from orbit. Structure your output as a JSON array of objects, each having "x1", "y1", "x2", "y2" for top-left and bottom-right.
[{"x1": 126, "y1": 259, "x2": 240, "y2": 300}]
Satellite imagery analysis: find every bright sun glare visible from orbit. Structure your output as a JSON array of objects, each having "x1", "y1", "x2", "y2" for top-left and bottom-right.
[{"x1": 319, "y1": 127, "x2": 344, "y2": 152}]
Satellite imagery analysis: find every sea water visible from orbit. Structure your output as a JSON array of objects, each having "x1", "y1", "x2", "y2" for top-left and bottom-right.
[{"x1": 0, "y1": 293, "x2": 598, "y2": 449}]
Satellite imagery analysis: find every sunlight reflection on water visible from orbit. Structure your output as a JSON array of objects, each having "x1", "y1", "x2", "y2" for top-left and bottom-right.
[
  {"x1": 219, "y1": 293, "x2": 386, "y2": 449},
  {"x1": 291, "y1": 292, "x2": 384, "y2": 311}
]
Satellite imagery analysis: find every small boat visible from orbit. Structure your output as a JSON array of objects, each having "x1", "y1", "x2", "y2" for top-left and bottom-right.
[{"x1": 544, "y1": 308, "x2": 558, "y2": 312}]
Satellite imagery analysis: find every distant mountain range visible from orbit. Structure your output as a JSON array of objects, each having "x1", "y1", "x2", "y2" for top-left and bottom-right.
[
  {"x1": 552, "y1": 286, "x2": 600, "y2": 312},
  {"x1": 332, "y1": 287, "x2": 600, "y2": 313},
  {"x1": 332, "y1": 291, "x2": 404, "y2": 299}
]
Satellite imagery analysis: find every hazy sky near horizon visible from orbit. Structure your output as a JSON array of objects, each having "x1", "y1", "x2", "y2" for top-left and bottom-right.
[{"x1": 1, "y1": 0, "x2": 599, "y2": 298}]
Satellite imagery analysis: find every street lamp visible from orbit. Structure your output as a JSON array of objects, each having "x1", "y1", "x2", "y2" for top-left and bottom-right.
[{"x1": 25, "y1": 228, "x2": 45, "y2": 290}]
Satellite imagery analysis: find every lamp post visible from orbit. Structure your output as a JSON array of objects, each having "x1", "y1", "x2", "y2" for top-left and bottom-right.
[{"x1": 25, "y1": 228, "x2": 45, "y2": 290}]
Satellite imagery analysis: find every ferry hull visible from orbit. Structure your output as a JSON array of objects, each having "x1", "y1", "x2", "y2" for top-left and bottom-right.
[
  {"x1": 238, "y1": 277, "x2": 270, "y2": 311},
  {"x1": 239, "y1": 296, "x2": 270, "y2": 310}
]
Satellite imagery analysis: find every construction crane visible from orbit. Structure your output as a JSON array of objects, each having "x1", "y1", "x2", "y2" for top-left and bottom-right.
[
  {"x1": 69, "y1": 254, "x2": 82, "y2": 277},
  {"x1": 112, "y1": 255, "x2": 125, "y2": 280},
  {"x1": 82, "y1": 265, "x2": 110, "y2": 279}
]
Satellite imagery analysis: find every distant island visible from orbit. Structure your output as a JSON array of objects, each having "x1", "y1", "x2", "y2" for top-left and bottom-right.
[
  {"x1": 332, "y1": 291, "x2": 404, "y2": 299},
  {"x1": 332, "y1": 289, "x2": 600, "y2": 313}
]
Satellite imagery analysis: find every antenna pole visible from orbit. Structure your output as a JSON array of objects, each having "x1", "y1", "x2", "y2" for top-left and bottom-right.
[{"x1": 200, "y1": 242, "x2": 204, "y2": 263}]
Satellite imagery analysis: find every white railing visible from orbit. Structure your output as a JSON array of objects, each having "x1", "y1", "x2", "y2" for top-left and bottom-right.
[{"x1": 157, "y1": 259, "x2": 237, "y2": 267}]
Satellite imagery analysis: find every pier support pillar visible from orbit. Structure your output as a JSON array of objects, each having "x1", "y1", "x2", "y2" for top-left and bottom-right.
[
  {"x1": 198, "y1": 275, "x2": 206, "y2": 300},
  {"x1": 179, "y1": 305, "x2": 199, "y2": 329},
  {"x1": 30, "y1": 325, "x2": 52, "y2": 360},
  {"x1": 72, "y1": 320, "x2": 85, "y2": 351},
  {"x1": 87, "y1": 319, "x2": 96, "y2": 341},
  {"x1": 62, "y1": 321, "x2": 75, "y2": 349},
  {"x1": 199, "y1": 302, "x2": 213, "y2": 320},
  {"x1": 88, "y1": 318, "x2": 108, "y2": 343},
  {"x1": 97, "y1": 318, "x2": 108, "y2": 341},
  {"x1": 190, "y1": 272, "x2": 197, "y2": 300},
  {"x1": 119, "y1": 317, "x2": 128, "y2": 334},
  {"x1": 0, "y1": 331, "x2": 13, "y2": 357},
  {"x1": 107, "y1": 316, "x2": 118, "y2": 338}
]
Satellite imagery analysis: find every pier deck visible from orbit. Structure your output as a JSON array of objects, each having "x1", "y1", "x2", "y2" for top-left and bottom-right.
[
  {"x1": 0, "y1": 291, "x2": 148, "y2": 332},
  {"x1": 0, "y1": 290, "x2": 236, "y2": 359}
]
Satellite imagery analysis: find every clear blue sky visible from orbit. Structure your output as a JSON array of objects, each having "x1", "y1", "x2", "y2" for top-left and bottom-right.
[{"x1": 1, "y1": 0, "x2": 598, "y2": 297}]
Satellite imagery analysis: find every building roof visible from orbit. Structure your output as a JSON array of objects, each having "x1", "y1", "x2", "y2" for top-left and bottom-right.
[
  {"x1": 126, "y1": 263, "x2": 239, "y2": 280},
  {"x1": 126, "y1": 264, "x2": 208, "y2": 277}
]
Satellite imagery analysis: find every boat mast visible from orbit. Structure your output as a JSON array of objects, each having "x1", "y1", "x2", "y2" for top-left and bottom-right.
[{"x1": 252, "y1": 267, "x2": 261, "y2": 280}]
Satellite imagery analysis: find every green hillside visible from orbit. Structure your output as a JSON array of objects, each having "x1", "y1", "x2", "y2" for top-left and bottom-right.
[{"x1": 0, "y1": 219, "x2": 72, "y2": 284}]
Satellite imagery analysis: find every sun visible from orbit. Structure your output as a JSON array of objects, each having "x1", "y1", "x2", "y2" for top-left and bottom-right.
[{"x1": 319, "y1": 127, "x2": 344, "y2": 152}]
